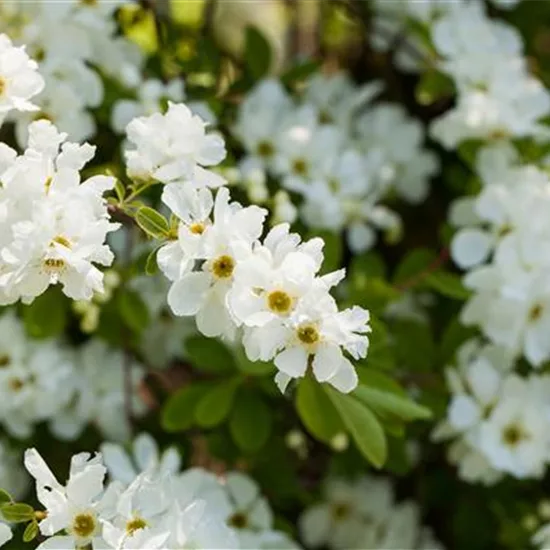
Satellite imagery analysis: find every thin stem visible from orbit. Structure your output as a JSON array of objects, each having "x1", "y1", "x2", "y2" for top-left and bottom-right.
[{"x1": 396, "y1": 248, "x2": 450, "y2": 292}]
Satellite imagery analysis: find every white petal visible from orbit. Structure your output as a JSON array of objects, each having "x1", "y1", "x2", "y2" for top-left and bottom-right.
[
  {"x1": 133, "y1": 433, "x2": 159, "y2": 472},
  {"x1": 0, "y1": 524, "x2": 12, "y2": 546},
  {"x1": 312, "y1": 344, "x2": 341, "y2": 382},
  {"x1": 225, "y1": 472, "x2": 259, "y2": 510},
  {"x1": 326, "y1": 356, "x2": 358, "y2": 393},
  {"x1": 167, "y1": 272, "x2": 211, "y2": 316},
  {"x1": 274, "y1": 347, "x2": 309, "y2": 377},
  {"x1": 448, "y1": 395, "x2": 481, "y2": 430},
  {"x1": 36, "y1": 536, "x2": 75, "y2": 550},
  {"x1": 347, "y1": 222, "x2": 376, "y2": 253},
  {"x1": 451, "y1": 228, "x2": 492, "y2": 269},
  {"x1": 24, "y1": 449, "x2": 62, "y2": 491},
  {"x1": 100, "y1": 443, "x2": 136, "y2": 485}
]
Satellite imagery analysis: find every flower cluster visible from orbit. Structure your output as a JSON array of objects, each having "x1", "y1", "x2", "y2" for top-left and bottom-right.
[
  {"x1": 0, "y1": 33, "x2": 44, "y2": 126},
  {"x1": 21, "y1": 435, "x2": 300, "y2": 550},
  {"x1": 0, "y1": 120, "x2": 119, "y2": 304},
  {"x1": 299, "y1": 475, "x2": 442, "y2": 549},
  {"x1": 388, "y1": 0, "x2": 550, "y2": 483},
  {"x1": 433, "y1": 339, "x2": 550, "y2": 483},
  {"x1": 125, "y1": 103, "x2": 372, "y2": 394},
  {"x1": 0, "y1": 313, "x2": 145, "y2": 441},
  {"x1": 0, "y1": 1, "x2": 144, "y2": 142},
  {"x1": 102, "y1": 433, "x2": 300, "y2": 549},
  {"x1": 232, "y1": 75, "x2": 438, "y2": 253},
  {"x1": 429, "y1": 1, "x2": 550, "y2": 147},
  {"x1": 370, "y1": 0, "x2": 522, "y2": 74}
]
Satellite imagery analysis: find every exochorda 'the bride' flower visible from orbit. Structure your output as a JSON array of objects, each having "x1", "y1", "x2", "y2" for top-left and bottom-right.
[{"x1": 0, "y1": 120, "x2": 119, "y2": 304}]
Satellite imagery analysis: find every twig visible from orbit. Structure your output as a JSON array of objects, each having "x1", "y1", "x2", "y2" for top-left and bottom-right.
[{"x1": 396, "y1": 248, "x2": 449, "y2": 292}]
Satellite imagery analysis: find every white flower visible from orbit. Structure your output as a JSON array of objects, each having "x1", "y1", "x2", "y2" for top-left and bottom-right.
[
  {"x1": 125, "y1": 102, "x2": 226, "y2": 186},
  {"x1": 111, "y1": 78, "x2": 185, "y2": 133},
  {"x1": 0, "y1": 524, "x2": 11, "y2": 548},
  {"x1": 478, "y1": 375, "x2": 550, "y2": 479},
  {"x1": 233, "y1": 79, "x2": 293, "y2": 171},
  {"x1": 0, "y1": 33, "x2": 44, "y2": 120},
  {"x1": 101, "y1": 433, "x2": 182, "y2": 486},
  {"x1": 51, "y1": 340, "x2": 146, "y2": 442},
  {"x1": 0, "y1": 120, "x2": 119, "y2": 304},
  {"x1": 165, "y1": 187, "x2": 267, "y2": 339},
  {"x1": 300, "y1": 475, "x2": 440, "y2": 550},
  {"x1": 25, "y1": 448, "x2": 110, "y2": 549}
]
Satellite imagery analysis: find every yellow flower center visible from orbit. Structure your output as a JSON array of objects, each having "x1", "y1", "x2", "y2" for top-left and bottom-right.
[
  {"x1": 267, "y1": 290, "x2": 293, "y2": 314},
  {"x1": 52, "y1": 235, "x2": 72, "y2": 248},
  {"x1": 71, "y1": 513, "x2": 97, "y2": 538},
  {"x1": 228, "y1": 512, "x2": 248, "y2": 529},
  {"x1": 43, "y1": 258, "x2": 66, "y2": 271},
  {"x1": 189, "y1": 222, "x2": 205, "y2": 235},
  {"x1": 297, "y1": 323, "x2": 320, "y2": 345},
  {"x1": 332, "y1": 502, "x2": 350, "y2": 520},
  {"x1": 529, "y1": 304, "x2": 543, "y2": 322},
  {"x1": 292, "y1": 158, "x2": 309, "y2": 177},
  {"x1": 257, "y1": 141, "x2": 274, "y2": 158},
  {"x1": 44, "y1": 176, "x2": 53, "y2": 194},
  {"x1": 0, "y1": 354, "x2": 10, "y2": 367},
  {"x1": 126, "y1": 517, "x2": 148, "y2": 536},
  {"x1": 9, "y1": 377, "x2": 24, "y2": 391},
  {"x1": 211, "y1": 255, "x2": 235, "y2": 279},
  {"x1": 502, "y1": 424, "x2": 528, "y2": 447},
  {"x1": 0, "y1": 77, "x2": 5, "y2": 97}
]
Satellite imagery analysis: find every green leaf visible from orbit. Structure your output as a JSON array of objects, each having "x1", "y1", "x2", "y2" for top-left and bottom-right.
[
  {"x1": 135, "y1": 207, "x2": 170, "y2": 239},
  {"x1": 313, "y1": 231, "x2": 342, "y2": 275},
  {"x1": 357, "y1": 369, "x2": 406, "y2": 396},
  {"x1": 0, "y1": 489, "x2": 12, "y2": 505},
  {"x1": 1, "y1": 503, "x2": 35, "y2": 523},
  {"x1": 439, "y1": 318, "x2": 478, "y2": 364},
  {"x1": 350, "y1": 251, "x2": 386, "y2": 281},
  {"x1": 281, "y1": 60, "x2": 321, "y2": 86},
  {"x1": 195, "y1": 378, "x2": 241, "y2": 428},
  {"x1": 118, "y1": 289, "x2": 150, "y2": 333},
  {"x1": 23, "y1": 520, "x2": 39, "y2": 542},
  {"x1": 245, "y1": 26, "x2": 272, "y2": 80},
  {"x1": 114, "y1": 179, "x2": 126, "y2": 203},
  {"x1": 325, "y1": 387, "x2": 387, "y2": 468},
  {"x1": 353, "y1": 386, "x2": 432, "y2": 422},
  {"x1": 425, "y1": 271, "x2": 471, "y2": 300},
  {"x1": 393, "y1": 320, "x2": 436, "y2": 371},
  {"x1": 161, "y1": 383, "x2": 210, "y2": 432},
  {"x1": 229, "y1": 389, "x2": 272, "y2": 452},
  {"x1": 296, "y1": 376, "x2": 346, "y2": 443},
  {"x1": 415, "y1": 70, "x2": 454, "y2": 106},
  {"x1": 393, "y1": 248, "x2": 437, "y2": 286},
  {"x1": 185, "y1": 336, "x2": 236, "y2": 374},
  {"x1": 234, "y1": 346, "x2": 274, "y2": 376},
  {"x1": 22, "y1": 287, "x2": 68, "y2": 339},
  {"x1": 349, "y1": 277, "x2": 399, "y2": 315},
  {"x1": 362, "y1": 317, "x2": 394, "y2": 371},
  {"x1": 145, "y1": 247, "x2": 159, "y2": 276}
]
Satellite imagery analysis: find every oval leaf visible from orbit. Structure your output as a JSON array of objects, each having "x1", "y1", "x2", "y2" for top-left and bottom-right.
[
  {"x1": 195, "y1": 379, "x2": 240, "y2": 428},
  {"x1": 296, "y1": 376, "x2": 345, "y2": 443},
  {"x1": 325, "y1": 387, "x2": 387, "y2": 468},
  {"x1": 161, "y1": 383, "x2": 210, "y2": 432},
  {"x1": 229, "y1": 389, "x2": 272, "y2": 452},
  {"x1": 1, "y1": 503, "x2": 35, "y2": 523},
  {"x1": 23, "y1": 520, "x2": 39, "y2": 542},
  {"x1": 135, "y1": 207, "x2": 170, "y2": 239}
]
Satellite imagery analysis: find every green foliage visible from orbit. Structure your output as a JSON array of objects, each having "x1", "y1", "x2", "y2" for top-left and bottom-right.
[
  {"x1": 244, "y1": 26, "x2": 272, "y2": 80},
  {"x1": 296, "y1": 376, "x2": 345, "y2": 444},
  {"x1": 392, "y1": 320, "x2": 436, "y2": 371},
  {"x1": 185, "y1": 335, "x2": 236, "y2": 374},
  {"x1": 229, "y1": 388, "x2": 273, "y2": 452},
  {"x1": 22, "y1": 288, "x2": 68, "y2": 339},
  {"x1": 195, "y1": 378, "x2": 241, "y2": 428},
  {"x1": 118, "y1": 288, "x2": 150, "y2": 334},
  {"x1": 425, "y1": 271, "x2": 470, "y2": 300},
  {"x1": 415, "y1": 70, "x2": 455, "y2": 106},
  {"x1": 135, "y1": 206, "x2": 170, "y2": 239},
  {"x1": 0, "y1": 503, "x2": 35, "y2": 523},
  {"x1": 325, "y1": 386, "x2": 387, "y2": 468},
  {"x1": 23, "y1": 521, "x2": 39, "y2": 543},
  {"x1": 0, "y1": 490, "x2": 12, "y2": 505},
  {"x1": 162, "y1": 383, "x2": 210, "y2": 432}
]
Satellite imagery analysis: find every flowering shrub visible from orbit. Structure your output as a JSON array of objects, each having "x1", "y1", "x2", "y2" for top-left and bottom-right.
[{"x1": 0, "y1": 0, "x2": 549, "y2": 548}]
